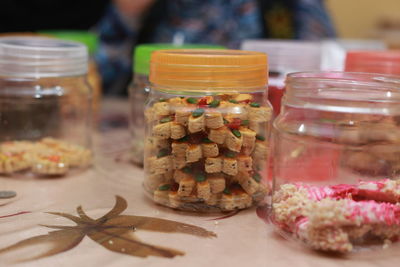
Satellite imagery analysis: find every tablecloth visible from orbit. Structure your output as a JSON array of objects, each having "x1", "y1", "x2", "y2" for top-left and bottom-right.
[{"x1": 0, "y1": 98, "x2": 398, "y2": 267}]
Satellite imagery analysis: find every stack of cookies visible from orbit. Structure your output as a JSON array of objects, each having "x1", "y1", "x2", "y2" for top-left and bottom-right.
[{"x1": 144, "y1": 93, "x2": 272, "y2": 212}]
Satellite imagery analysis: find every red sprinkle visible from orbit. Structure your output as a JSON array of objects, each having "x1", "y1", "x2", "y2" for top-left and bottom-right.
[
  {"x1": 47, "y1": 155, "x2": 61, "y2": 162},
  {"x1": 226, "y1": 118, "x2": 242, "y2": 130},
  {"x1": 198, "y1": 98, "x2": 208, "y2": 107}
]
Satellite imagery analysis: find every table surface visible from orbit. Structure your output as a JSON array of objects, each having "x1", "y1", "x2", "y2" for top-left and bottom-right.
[{"x1": 0, "y1": 98, "x2": 398, "y2": 267}]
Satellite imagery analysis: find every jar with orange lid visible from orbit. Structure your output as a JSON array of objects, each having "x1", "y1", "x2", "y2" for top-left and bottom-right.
[{"x1": 143, "y1": 49, "x2": 272, "y2": 212}]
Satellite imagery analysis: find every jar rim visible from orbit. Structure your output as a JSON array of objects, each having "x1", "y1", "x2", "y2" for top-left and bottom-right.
[
  {"x1": 284, "y1": 72, "x2": 400, "y2": 112},
  {"x1": 286, "y1": 71, "x2": 400, "y2": 89},
  {"x1": 0, "y1": 36, "x2": 88, "y2": 78}
]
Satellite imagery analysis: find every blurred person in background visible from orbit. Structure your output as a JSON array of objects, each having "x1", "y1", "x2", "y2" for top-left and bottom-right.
[{"x1": 96, "y1": 0, "x2": 336, "y2": 95}]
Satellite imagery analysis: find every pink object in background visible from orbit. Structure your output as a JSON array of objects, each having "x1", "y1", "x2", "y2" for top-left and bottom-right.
[{"x1": 345, "y1": 50, "x2": 400, "y2": 75}]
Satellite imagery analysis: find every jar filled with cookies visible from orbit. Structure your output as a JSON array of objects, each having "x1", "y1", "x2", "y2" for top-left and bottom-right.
[
  {"x1": 0, "y1": 36, "x2": 92, "y2": 177},
  {"x1": 129, "y1": 44, "x2": 224, "y2": 166},
  {"x1": 144, "y1": 49, "x2": 272, "y2": 212},
  {"x1": 271, "y1": 72, "x2": 400, "y2": 252}
]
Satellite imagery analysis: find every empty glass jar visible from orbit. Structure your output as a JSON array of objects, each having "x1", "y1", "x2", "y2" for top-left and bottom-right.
[
  {"x1": 144, "y1": 49, "x2": 272, "y2": 212},
  {"x1": 0, "y1": 36, "x2": 92, "y2": 177},
  {"x1": 271, "y1": 72, "x2": 400, "y2": 252}
]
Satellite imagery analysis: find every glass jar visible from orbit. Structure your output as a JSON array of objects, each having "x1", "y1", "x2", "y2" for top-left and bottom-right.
[
  {"x1": 39, "y1": 30, "x2": 102, "y2": 122},
  {"x1": 129, "y1": 44, "x2": 224, "y2": 166},
  {"x1": 0, "y1": 36, "x2": 92, "y2": 177},
  {"x1": 345, "y1": 50, "x2": 400, "y2": 75},
  {"x1": 271, "y1": 72, "x2": 400, "y2": 252},
  {"x1": 241, "y1": 40, "x2": 322, "y2": 115},
  {"x1": 143, "y1": 49, "x2": 272, "y2": 212}
]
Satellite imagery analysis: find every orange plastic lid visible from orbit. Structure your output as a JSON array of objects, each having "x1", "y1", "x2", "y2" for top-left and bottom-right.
[
  {"x1": 150, "y1": 49, "x2": 268, "y2": 93},
  {"x1": 345, "y1": 50, "x2": 400, "y2": 75}
]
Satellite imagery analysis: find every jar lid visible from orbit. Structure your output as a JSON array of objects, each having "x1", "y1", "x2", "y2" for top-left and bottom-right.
[
  {"x1": 134, "y1": 43, "x2": 224, "y2": 75},
  {"x1": 241, "y1": 39, "x2": 321, "y2": 73},
  {"x1": 345, "y1": 50, "x2": 400, "y2": 75},
  {"x1": 0, "y1": 36, "x2": 88, "y2": 78},
  {"x1": 39, "y1": 30, "x2": 98, "y2": 55},
  {"x1": 150, "y1": 49, "x2": 268, "y2": 92}
]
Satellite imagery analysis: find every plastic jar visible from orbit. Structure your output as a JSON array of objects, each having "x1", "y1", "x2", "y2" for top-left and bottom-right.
[
  {"x1": 129, "y1": 44, "x2": 224, "y2": 166},
  {"x1": 143, "y1": 49, "x2": 272, "y2": 212},
  {"x1": 0, "y1": 36, "x2": 92, "y2": 177},
  {"x1": 271, "y1": 72, "x2": 400, "y2": 252},
  {"x1": 241, "y1": 40, "x2": 322, "y2": 115},
  {"x1": 345, "y1": 50, "x2": 400, "y2": 75},
  {"x1": 39, "y1": 30, "x2": 102, "y2": 121}
]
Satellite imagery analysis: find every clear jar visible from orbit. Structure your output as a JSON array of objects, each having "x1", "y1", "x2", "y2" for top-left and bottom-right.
[
  {"x1": 143, "y1": 49, "x2": 272, "y2": 212},
  {"x1": 129, "y1": 44, "x2": 225, "y2": 166},
  {"x1": 271, "y1": 72, "x2": 400, "y2": 252},
  {"x1": 129, "y1": 72, "x2": 150, "y2": 166},
  {"x1": 39, "y1": 30, "x2": 102, "y2": 122},
  {"x1": 0, "y1": 36, "x2": 92, "y2": 177},
  {"x1": 241, "y1": 40, "x2": 322, "y2": 116}
]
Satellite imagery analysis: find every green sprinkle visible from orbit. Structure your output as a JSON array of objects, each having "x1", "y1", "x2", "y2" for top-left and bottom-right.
[
  {"x1": 195, "y1": 173, "x2": 206, "y2": 182},
  {"x1": 223, "y1": 188, "x2": 231, "y2": 194},
  {"x1": 320, "y1": 119, "x2": 337, "y2": 124},
  {"x1": 256, "y1": 135, "x2": 265, "y2": 141},
  {"x1": 232, "y1": 129, "x2": 241, "y2": 138},
  {"x1": 229, "y1": 99, "x2": 238, "y2": 104},
  {"x1": 202, "y1": 138, "x2": 213, "y2": 144},
  {"x1": 223, "y1": 118, "x2": 229, "y2": 125},
  {"x1": 158, "y1": 98, "x2": 167, "y2": 102},
  {"x1": 209, "y1": 100, "x2": 220, "y2": 108},
  {"x1": 253, "y1": 173, "x2": 261, "y2": 182},
  {"x1": 158, "y1": 184, "x2": 171, "y2": 191},
  {"x1": 187, "y1": 97, "x2": 198, "y2": 104},
  {"x1": 182, "y1": 166, "x2": 192, "y2": 174},
  {"x1": 225, "y1": 151, "x2": 236, "y2": 158},
  {"x1": 192, "y1": 108, "x2": 205, "y2": 118},
  {"x1": 241, "y1": 120, "x2": 249, "y2": 126},
  {"x1": 157, "y1": 149, "x2": 169, "y2": 158},
  {"x1": 250, "y1": 102, "x2": 260, "y2": 108},
  {"x1": 160, "y1": 117, "x2": 172, "y2": 123},
  {"x1": 178, "y1": 136, "x2": 189, "y2": 142}
]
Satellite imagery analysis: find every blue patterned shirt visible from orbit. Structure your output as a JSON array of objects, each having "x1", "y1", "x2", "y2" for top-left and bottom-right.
[{"x1": 96, "y1": 0, "x2": 335, "y2": 94}]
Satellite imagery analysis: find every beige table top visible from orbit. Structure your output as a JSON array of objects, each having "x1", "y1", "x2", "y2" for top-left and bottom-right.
[{"x1": 0, "y1": 98, "x2": 398, "y2": 267}]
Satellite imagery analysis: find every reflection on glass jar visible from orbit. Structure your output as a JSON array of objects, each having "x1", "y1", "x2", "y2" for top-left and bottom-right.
[
  {"x1": 143, "y1": 49, "x2": 272, "y2": 212},
  {"x1": 271, "y1": 72, "x2": 400, "y2": 252},
  {"x1": 0, "y1": 36, "x2": 93, "y2": 178}
]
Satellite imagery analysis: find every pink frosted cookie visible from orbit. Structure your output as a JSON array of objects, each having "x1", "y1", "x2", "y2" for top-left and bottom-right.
[{"x1": 273, "y1": 179, "x2": 400, "y2": 252}]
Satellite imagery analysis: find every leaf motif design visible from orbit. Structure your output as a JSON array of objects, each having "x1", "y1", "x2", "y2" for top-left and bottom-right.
[
  {"x1": 95, "y1": 195, "x2": 127, "y2": 223},
  {"x1": 76, "y1": 205, "x2": 95, "y2": 223},
  {"x1": 46, "y1": 212, "x2": 87, "y2": 225},
  {"x1": 87, "y1": 227, "x2": 184, "y2": 258},
  {"x1": 104, "y1": 215, "x2": 217, "y2": 238},
  {"x1": 0, "y1": 229, "x2": 84, "y2": 262},
  {"x1": 0, "y1": 196, "x2": 217, "y2": 262}
]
